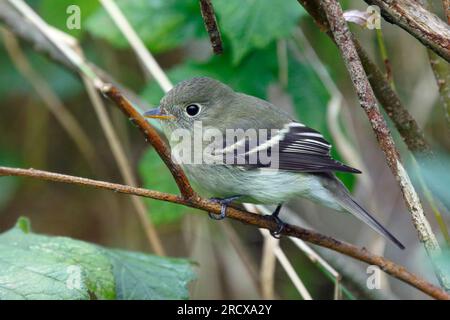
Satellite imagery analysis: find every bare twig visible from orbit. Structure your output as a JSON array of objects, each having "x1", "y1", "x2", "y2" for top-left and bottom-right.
[
  {"x1": 429, "y1": 50, "x2": 450, "y2": 126},
  {"x1": 101, "y1": 85, "x2": 195, "y2": 198},
  {"x1": 296, "y1": 1, "x2": 431, "y2": 156},
  {"x1": 2, "y1": 0, "x2": 448, "y2": 298},
  {"x1": 355, "y1": 41, "x2": 431, "y2": 154},
  {"x1": 259, "y1": 231, "x2": 278, "y2": 299},
  {"x1": 256, "y1": 205, "x2": 348, "y2": 299},
  {"x1": 291, "y1": 237, "x2": 343, "y2": 299},
  {"x1": 424, "y1": 0, "x2": 450, "y2": 127},
  {"x1": 0, "y1": 2, "x2": 151, "y2": 112},
  {"x1": 0, "y1": 165, "x2": 447, "y2": 300},
  {"x1": 0, "y1": 28, "x2": 97, "y2": 167},
  {"x1": 443, "y1": 0, "x2": 450, "y2": 24},
  {"x1": 83, "y1": 77, "x2": 165, "y2": 256},
  {"x1": 363, "y1": 0, "x2": 450, "y2": 62},
  {"x1": 99, "y1": 0, "x2": 172, "y2": 92},
  {"x1": 343, "y1": 9, "x2": 394, "y2": 89},
  {"x1": 265, "y1": 229, "x2": 313, "y2": 300},
  {"x1": 318, "y1": 0, "x2": 449, "y2": 290},
  {"x1": 199, "y1": 0, "x2": 223, "y2": 54},
  {"x1": 219, "y1": 222, "x2": 261, "y2": 292},
  {"x1": 289, "y1": 32, "x2": 371, "y2": 188},
  {"x1": 375, "y1": 28, "x2": 395, "y2": 90},
  {"x1": 3, "y1": 0, "x2": 168, "y2": 254},
  {"x1": 282, "y1": 207, "x2": 396, "y2": 299}
]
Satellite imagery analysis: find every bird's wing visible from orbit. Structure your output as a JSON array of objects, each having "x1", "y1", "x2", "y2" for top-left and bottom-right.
[{"x1": 215, "y1": 122, "x2": 361, "y2": 174}]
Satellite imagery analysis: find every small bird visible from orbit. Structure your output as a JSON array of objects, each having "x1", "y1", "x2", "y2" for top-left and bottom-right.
[{"x1": 144, "y1": 77, "x2": 404, "y2": 249}]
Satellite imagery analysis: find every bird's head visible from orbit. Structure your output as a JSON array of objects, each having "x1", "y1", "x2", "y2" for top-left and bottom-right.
[{"x1": 144, "y1": 77, "x2": 235, "y2": 136}]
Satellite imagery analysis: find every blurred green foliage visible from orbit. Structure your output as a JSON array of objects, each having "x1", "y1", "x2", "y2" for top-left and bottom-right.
[
  {"x1": 0, "y1": 0, "x2": 447, "y2": 300},
  {"x1": 0, "y1": 149, "x2": 21, "y2": 210},
  {"x1": 139, "y1": 148, "x2": 187, "y2": 225},
  {"x1": 86, "y1": 0, "x2": 203, "y2": 53},
  {"x1": 135, "y1": 0, "x2": 355, "y2": 199},
  {"x1": 40, "y1": 0, "x2": 99, "y2": 38},
  {"x1": 0, "y1": 46, "x2": 82, "y2": 99},
  {"x1": 0, "y1": 217, "x2": 195, "y2": 300},
  {"x1": 410, "y1": 152, "x2": 450, "y2": 209},
  {"x1": 214, "y1": 0, "x2": 304, "y2": 64}
]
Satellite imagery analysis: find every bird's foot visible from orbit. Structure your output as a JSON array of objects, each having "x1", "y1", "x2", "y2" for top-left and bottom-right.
[
  {"x1": 208, "y1": 195, "x2": 241, "y2": 220},
  {"x1": 270, "y1": 203, "x2": 285, "y2": 239}
]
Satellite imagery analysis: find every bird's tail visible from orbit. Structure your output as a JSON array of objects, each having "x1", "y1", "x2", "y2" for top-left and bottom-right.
[{"x1": 324, "y1": 175, "x2": 405, "y2": 250}]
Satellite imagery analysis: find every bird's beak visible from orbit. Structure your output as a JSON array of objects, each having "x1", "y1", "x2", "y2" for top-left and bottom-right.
[{"x1": 143, "y1": 107, "x2": 175, "y2": 120}]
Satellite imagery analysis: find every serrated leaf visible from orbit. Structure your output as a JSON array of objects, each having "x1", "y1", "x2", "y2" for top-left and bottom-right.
[
  {"x1": 86, "y1": 0, "x2": 203, "y2": 54},
  {"x1": 138, "y1": 148, "x2": 187, "y2": 225},
  {"x1": 0, "y1": 219, "x2": 116, "y2": 300},
  {"x1": 105, "y1": 249, "x2": 195, "y2": 300},
  {"x1": 0, "y1": 218, "x2": 197, "y2": 300},
  {"x1": 214, "y1": 0, "x2": 304, "y2": 64}
]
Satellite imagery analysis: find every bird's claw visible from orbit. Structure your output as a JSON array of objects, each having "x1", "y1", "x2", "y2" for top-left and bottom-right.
[
  {"x1": 270, "y1": 215, "x2": 286, "y2": 239},
  {"x1": 208, "y1": 196, "x2": 241, "y2": 221},
  {"x1": 269, "y1": 203, "x2": 285, "y2": 239}
]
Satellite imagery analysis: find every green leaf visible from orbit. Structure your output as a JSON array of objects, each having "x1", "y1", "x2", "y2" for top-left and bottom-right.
[
  {"x1": 86, "y1": 0, "x2": 202, "y2": 54},
  {"x1": 141, "y1": 46, "x2": 278, "y2": 105},
  {"x1": 287, "y1": 51, "x2": 330, "y2": 136},
  {"x1": 214, "y1": 0, "x2": 304, "y2": 64},
  {"x1": 0, "y1": 219, "x2": 116, "y2": 300},
  {"x1": 39, "y1": 0, "x2": 100, "y2": 38},
  {"x1": 138, "y1": 148, "x2": 187, "y2": 225},
  {"x1": 0, "y1": 218, "x2": 196, "y2": 300},
  {"x1": 105, "y1": 249, "x2": 195, "y2": 300}
]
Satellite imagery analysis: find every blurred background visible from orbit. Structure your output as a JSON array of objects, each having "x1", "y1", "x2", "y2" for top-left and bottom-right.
[{"x1": 0, "y1": 0, "x2": 449, "y2": 299}]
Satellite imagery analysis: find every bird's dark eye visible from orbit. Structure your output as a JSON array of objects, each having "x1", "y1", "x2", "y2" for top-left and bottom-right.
[{"x1": 185, "y1": 104, "x2": 201, "y2": 117}]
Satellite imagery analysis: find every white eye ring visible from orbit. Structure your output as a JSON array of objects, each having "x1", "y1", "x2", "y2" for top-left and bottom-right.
[{"x1": 185, "y1": 103, "x2": 202, "y2": 117}]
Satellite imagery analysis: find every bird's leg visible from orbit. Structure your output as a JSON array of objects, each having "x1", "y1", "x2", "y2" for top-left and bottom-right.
[
  {"x1": 270, "y1": 203, "x2": 286, "y2": 239},
  {"x1": 208, "y1": 195, "x2": 242, "y2": 220}
]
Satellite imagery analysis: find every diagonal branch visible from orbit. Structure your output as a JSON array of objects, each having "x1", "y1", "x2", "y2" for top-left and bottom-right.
[
  {"x1": 199, "y1": 0, "x2": 223, "y2": 54},
  {"x1": 0, "y1": 165, "x2": 448, "y2": 300},
  {"x1": 1, "y1": 0, "x2": 447, "y2": 298},
  {"x1": 296, "y1": 0, "x2": 431, "y2": 155},
  {"x1": 363, "y1": 0, "x2": 450, "y2": 62},
  {"x1": 318, "y1": 0, "x2": 449, "y2": 290},
  {"x1": 101, "y1": 85, "x2": 195, "y2": 199},
  {"x1": 0, "y1": 0, "x2": 195, "y2": 200}
]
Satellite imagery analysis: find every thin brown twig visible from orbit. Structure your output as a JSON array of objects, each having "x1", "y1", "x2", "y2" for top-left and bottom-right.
[
  {"x1": 199, "y1": 0, "x2": 223, "y2": 54},
  {"x1": 0, "y1": 165, "x2": 448, "y2": 300},
  {"x1": 1, "y1": 0, "x2": 167, "y2": 255},
  {"x1": 0, "y1": 28, "x2": 97, "y2": 168},
  {"x1": 318, "y1": 0, "x2": 449, "y2": 290},
  {"x1": 296, "y1": 0, "x2": 431, "y2": 155},
  {"x1": 101, "y1": 85, "x2": 195, "y2": 199},
  {"x1": 444, "y1": 0, "x2": 450, "y2": 24},
  {"x1": 2, "y1": 0, "x2": 448, "y2": 298},
  {"x1": 425, "y1": 0, "x2": 450, "y2": 127},
  {"x1": 355, "y1": 41, "x2": 431, "y2": 154},
  {"x1": 363, "y1": 0, "x2": 450, "y2": 62},
  {"x1": 83, "y1": 77, "x2": 166, "y2": 256}
]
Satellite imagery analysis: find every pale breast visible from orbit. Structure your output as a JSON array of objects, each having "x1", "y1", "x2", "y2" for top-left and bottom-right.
[{"x1": 181, "y1": 163, "x2": 333, "y2": 205}]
